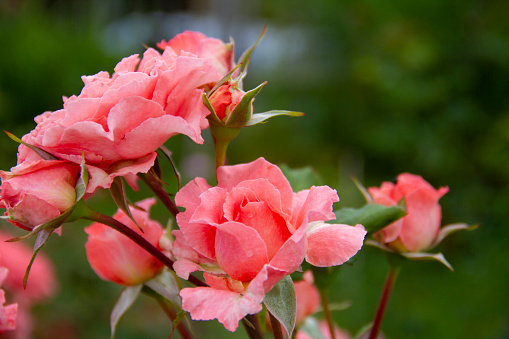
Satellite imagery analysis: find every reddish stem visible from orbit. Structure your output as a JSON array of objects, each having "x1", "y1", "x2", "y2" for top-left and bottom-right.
[{"x1": 368, "y1": 265, "x2": 400, "y2": 339}]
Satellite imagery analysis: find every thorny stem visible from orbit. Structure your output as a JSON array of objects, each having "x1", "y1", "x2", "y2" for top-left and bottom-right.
[
  {"x1": 268, "y1": 310, "x2": 284, "y2": 339},
  {"x1": 138, "y1": 172, "x2": 180, "y2": 217},
  {"x1": 368, "y1": 265, "x2": 401, "y2": 339},
  {"x1": 83, "y1": 208, "x2": 206, "y2": 287},
  {"x1": 320, "y1": 289, "x2": 336, "y2": 339}
]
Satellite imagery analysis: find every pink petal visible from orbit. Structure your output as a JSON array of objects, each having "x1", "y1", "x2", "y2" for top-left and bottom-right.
[
  {"x1": 399, "y1": 187, "x2": 446, "y2": 252},
  {"x1": 217, "y1": 158, "x2": 294, "y2": 213},
  {"x1": 190, "y1": 187, "x2": 228, "y2": 225},
  {"x1": 306, "y1": 224, "x2": 366, "y2": 267},
  {"x1": 180, "y1": 286, "x2": 263, "y2": 332},
  {"x1": 268, "y1": 220, "x2": 308, "y2": 275},
  {"x1": 291, "y1": 186, "x2": 339, "y2": 232},
  {"x1": 215, "y1": 221, "x2": 269, "y2": 282}
]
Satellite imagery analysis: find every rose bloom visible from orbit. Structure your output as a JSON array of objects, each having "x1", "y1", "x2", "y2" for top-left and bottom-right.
[
  {"x1": 0, "y1": 159, "x2": 79, "y2": 231},
  {"x1": 368, "y1": 173, "x2": 449, "y2": 252},
  {"x1": 172, "y1": 157, "x2": 366, "y2": 331},
  {"x1": 85, "y1": 198, "x2": 165, "y2": 286},
  {"x1": 17, "y1": 31, "x2": 231, "y2": 193},
  {"x1": 0, "y1": 268, "x2": 17, "y2": 335}
]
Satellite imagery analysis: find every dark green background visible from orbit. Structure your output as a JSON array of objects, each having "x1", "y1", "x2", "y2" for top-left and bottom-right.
[{"x1": 1, "y1": 0, "x2": 507, "y2": 338}]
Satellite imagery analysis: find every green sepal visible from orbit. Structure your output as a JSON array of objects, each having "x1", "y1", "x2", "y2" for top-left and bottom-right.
[
  {"x1": 110, "y1": 285, "x2": 143, "y2": 338},
  {"x1": 203, "y1": 93, "x2": 222, "y2": 124},
  {"x1": 144, "y1": 268, "x2": 181, "y2": 307},
  {"x1": 245, "y1": 110, "x2": 305, "y2": 127},
  {"x1": 264, "y1": 275, "x2": 297, "y2": 338},
  {"x1": 110, "y1": 177, "x2": 141, "y2": 231},
  {"x1": 225, "y1": 82, "x2": 266, "y2": 128},
  {"x1": 280, "y1": 164, "x2": 323, "y2": 192},
  {"x1": 430, "y1": 223, "x2": 479, "y2": 249},
  {"x1": 351, "y1": 176, "x2": 374, "y2": 204},
  {"x1": 75, "y1": 152, "x2": 89, "y2": 202},
  {"x1": 206, "y1": 63, "x2": 243, "y2": 98},
  {"x1": 169, "y1": 310, "x2": 187, "y2": 339},
  {"x1": 4, "y1": 131, "x2": 58, "y2": 161},
  {"x1": 237, "y1": 25, "x2": 267, "y2": 76},
  {"x1": 365, "y1": 239, "x2": 454, "y2": 271},
  {"x1": 23, "y1": 229, "x2": 54, "y2": 288},
  {"x1": 333, "y1": 204, "x2": 406, "y2": 234},
  {"x1": 157, "y1": 145, "x2": 182, "y2": 190}
]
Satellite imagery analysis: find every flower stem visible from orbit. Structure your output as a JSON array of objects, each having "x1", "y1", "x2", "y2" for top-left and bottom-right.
[
  {"x1": 268, "y1": 310, "x2": 284, "y2": 339},
  {"x1": 368, "y1": 265, "x2": 401, "y2": 339},
  {"x1": 242, "y1": 314, "x2": 263, "y2": 339},
  {"x1": 83, "y1": 207, "x2": 206, "y2": 287},
  {"x1": 138, "y1": 172, "x2": 180, "y2": 217},
  {"x1": 320, "y1": 289, "x2": 336, "y2": 339},
  {"x1": 214, "y1": 138, "x2": 229, "y2": 169},
  {"x1": 143, "y1": 286, "x2": 193, "y2": 339}
]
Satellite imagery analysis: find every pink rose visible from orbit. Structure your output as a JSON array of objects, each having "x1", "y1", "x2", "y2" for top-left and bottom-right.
[
  {"x1": 368, "y1": 173, "x2": 449, "y2": 252},
  {"x1": 0, "y1": 159, "x2": 80, "y2": 231},
  {"x1": 172, "y1": 158, "x2": 366, "y2": 331},
  {"x1": 157, "y1": 31, "x2": 235, "y2": 77},
  {"x1": 0, "y1": 268, "x2": 17, "y2": 335},
  {"x1": 85, "y1": 198, "x2": 165, "y2": 286},
  {"x1": 18, "y1": 38, "x2": 224, "y2": 193}
]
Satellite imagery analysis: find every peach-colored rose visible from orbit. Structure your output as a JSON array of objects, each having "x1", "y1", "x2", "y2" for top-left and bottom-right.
[
  {"x1": 17, "y1": 36, "x2": 226, "y2": 193},
  {"x1": 84, "y1": 198, "x2": 164, "y2": 286},
  {"x1": 0, "y1": 159, "x2": 79, "y2": 231},
  {"x1": 208, "y1": 83, "x2": 246, "y2": 122},
  {"x1": 157, "y1": 30, "x2": 234, "y2": 77},
  {"x1": 172, "y1": 158, "x2": 366, "y2": 331},
  {"x1": 368, "y1": 173, "x2": 449, "y2": 252}
]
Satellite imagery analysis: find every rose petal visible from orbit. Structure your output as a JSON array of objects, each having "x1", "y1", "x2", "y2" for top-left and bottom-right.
[{"x1": 306, "y1": 223, "x2": 366, "y2": 267}]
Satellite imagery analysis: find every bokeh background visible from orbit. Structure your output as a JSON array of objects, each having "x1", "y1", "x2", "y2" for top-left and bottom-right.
[{"x1": 1, "y1": 0, "x2": 508, "y2": 338}]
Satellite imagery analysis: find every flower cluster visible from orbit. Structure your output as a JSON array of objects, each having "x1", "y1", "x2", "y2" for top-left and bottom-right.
[{"x1": 0, "y1": 29, "x2": 470, "y2": 339}]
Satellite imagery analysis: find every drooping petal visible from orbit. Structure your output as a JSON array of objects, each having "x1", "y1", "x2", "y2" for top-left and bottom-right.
[
  {"x1": 291, "y1": 186, "x2": 339, "y2": 232},
  {"x1": 306, "y1": 223, "x2": 366, "y2": 267},
  {"x1": 180, "y1": 286, "x2": 263, "y2": 332}
]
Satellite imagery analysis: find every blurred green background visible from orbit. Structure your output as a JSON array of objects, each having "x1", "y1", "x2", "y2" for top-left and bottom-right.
[{"x1": 1, "y1": 0, "x2": 508, "y2": 338}]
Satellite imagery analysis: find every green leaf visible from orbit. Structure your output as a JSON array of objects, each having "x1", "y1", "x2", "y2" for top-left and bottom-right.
[
  {"x1": 226, "y1": 82, "x2": 266, "y2": 128},
  {"x1": 280, "y1": 164, "x2": 324, "y2": 192},
  {"x1": 110, "y1": 285, "x2": 143, "y2": 338},
  {"x1": 300, "y1": 317, "x2": 328, "y2": 339},
  {"x1": 334, "y1": 204, "x2": 406, "y2": 233},
  {"x1": 264, "y1": 275, "x2": 297, "y2": 338},
  {"x1": 169, "y1": 310, "x2": 187, "y2": 339},
  {"x1": 245, "y1": 110, "x2": 305, "y2": 127},
  {"x1": 4, "y1": 131, "x2": 58, "y2": 161}
]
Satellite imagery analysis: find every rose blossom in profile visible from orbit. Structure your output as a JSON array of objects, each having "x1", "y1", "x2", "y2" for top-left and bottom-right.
[
  {"x1": 368, "y1": 173, "x2": 449, "y2": 252},
  {"x1": 0, "y1": 159, "x2": 79, "y2": 231},
  {"x1": 17, "y1": 31, "x2": 231, "y2": 193},
  {"x1": 172, "y1": 157, "x2": 366, "y2": 331},
  {"x1": 85, "y1": 198, "x2": 165, "y2": 286}
]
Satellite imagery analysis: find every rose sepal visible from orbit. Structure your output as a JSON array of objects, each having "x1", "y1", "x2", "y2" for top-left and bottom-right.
[{"x1": 365, "y1": 239, "x2": 453, "y2": 271}]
